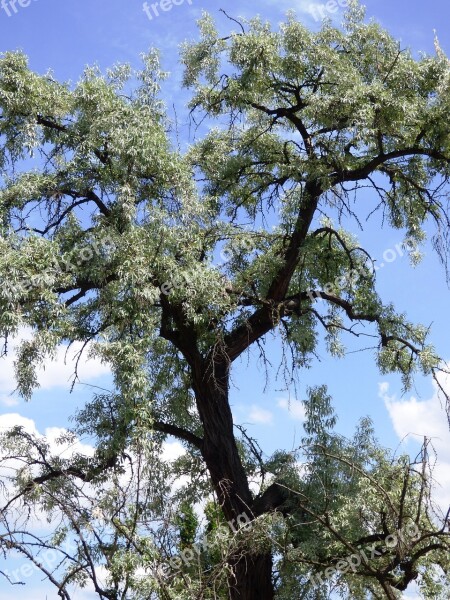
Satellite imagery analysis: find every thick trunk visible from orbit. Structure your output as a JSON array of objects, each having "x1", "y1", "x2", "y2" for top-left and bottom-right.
[
  {"x1": 192, "y1": 360, "x2": 275, "y2": 600},
  {"x1": 230, "y1": 553, "x2": 274, "y2": 600},
  {"x1": 193, "y1": 361, "x2": 253, "y2": 520}
]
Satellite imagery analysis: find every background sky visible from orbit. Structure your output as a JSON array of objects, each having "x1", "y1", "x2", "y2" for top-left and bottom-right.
[{"x1": 1, "y1": 1, "x2": 450, "y2": 598}]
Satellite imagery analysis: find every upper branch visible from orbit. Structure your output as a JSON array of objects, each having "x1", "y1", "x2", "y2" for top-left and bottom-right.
[
  {"x1": 250, "y1": 101, "x2": 314, "y2": 156},
  {"x1": 224, "y1": 180, "x2": 322, "y2": 362},
  {"x1": 36, "y1": 115, "x2": 111, "y2": 167},
  {"x1": 332, "y1": 147, "x2": 450, "y2": 185},
  {"x1": 152, "y1": 420, "x2": 204, "y2": 451}
]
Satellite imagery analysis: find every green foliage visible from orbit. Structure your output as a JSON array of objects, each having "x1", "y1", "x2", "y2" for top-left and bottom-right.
[
  {"x1": 175, "y1": 500, "x2": 199, "y2": 549},
  {"x1": 263, "y1": 388, "x2": 450, "y2": 599}
]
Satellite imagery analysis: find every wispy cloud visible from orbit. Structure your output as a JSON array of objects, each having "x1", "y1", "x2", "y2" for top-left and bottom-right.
[
  {"x1": 261, "y1": 0, "x2": 346, "y2": 22},
  {"x1": 277, "y1": 397, "x2": 306, "y2": 421},
  {"x1": 248, "y1": 404, "x2": 274, "y2": 425}
]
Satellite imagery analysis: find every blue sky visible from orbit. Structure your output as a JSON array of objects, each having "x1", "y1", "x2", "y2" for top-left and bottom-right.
[{"x1": 1, "y1": 1, "x2": 450, "y2": 598}]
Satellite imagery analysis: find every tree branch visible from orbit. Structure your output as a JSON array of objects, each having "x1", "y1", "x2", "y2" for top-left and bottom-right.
[{"x1": 152, "y1": 420, "x2": 204, "y2": 451}]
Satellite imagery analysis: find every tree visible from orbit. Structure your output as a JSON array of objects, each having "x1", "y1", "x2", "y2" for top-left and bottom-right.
[{"x1": 1, "y1": 2, "x2": 450, "y2": 598}]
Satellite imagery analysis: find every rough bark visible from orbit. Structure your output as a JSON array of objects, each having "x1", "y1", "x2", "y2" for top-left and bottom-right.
[
  {"x1": 192, "y1": 359, "x2": 275, "y2": 600},
  {"x1": 230, "y1": 553, "x2": 274, "y2": 600}
]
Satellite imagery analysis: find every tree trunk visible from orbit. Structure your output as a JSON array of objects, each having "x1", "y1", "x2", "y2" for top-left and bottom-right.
[
  {"x1": 230, "y1": 553, "x2": 274, "y2": 600},
  {"x1": 192, "y1": 359, "x2": 275, "y2": 600}
]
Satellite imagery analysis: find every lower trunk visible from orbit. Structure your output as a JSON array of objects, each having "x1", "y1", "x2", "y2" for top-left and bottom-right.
[
  {"x1": 192, "y1": 360, "x2": 275, "y2": 600},
  {"x1": 230, "y1": 553, "x2": 274, "y2": 600}
]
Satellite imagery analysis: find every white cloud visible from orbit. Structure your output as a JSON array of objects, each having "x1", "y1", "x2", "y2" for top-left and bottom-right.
[
  {"x1": 277, "y1": 397, "x2": 306, "y2": 421},
  {"x1": 0, "y1": 414, "x2": 95, "y2": 470},
  {"x1": 0, "y1": 329, "x2": 110, "y2": 406},
  {"x1": 161, "y1": 440, "x2": 185, "y2": 462},
  {"x1": 36, "y1": 342, "x2": 110, "y2": 390},
  {"x1": 161, "y1": 440, "x2": 189, "y2": 493},
  {"x1": 45, "y1": 426, "x2": 95, "y2": 458},
  {"x1": 266, "y1": 0, "x2": 346, "y2": 22},
  {"x1": 380, "y1": 379, "x2": 450, "y2": 462},
  {"x1": 248, "y1": 404, "x2": 274, "y2": 425},
  {"x1": 0, "y1": 394, "x2": 20, "y2": 407},
  {"x1": 381, "y1": 371, "x2": 450, "y2": 514},
  {"x1": 0, "y1": 413, "x2": 38, "y2": 435},
  {"x1": 292, "y1": 0, "x2": 326, "y2": 20}
]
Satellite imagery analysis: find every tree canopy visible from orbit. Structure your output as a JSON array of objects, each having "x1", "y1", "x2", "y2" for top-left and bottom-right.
[{"x1": 1, "y1": 2, "x2": 450, "y2": 599}]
